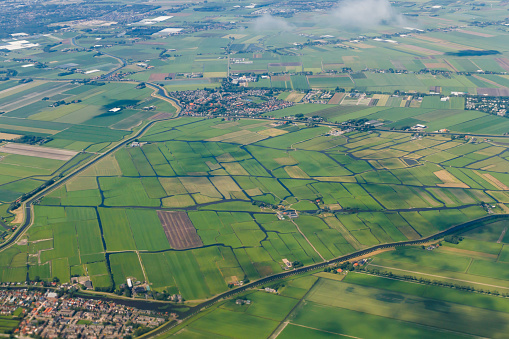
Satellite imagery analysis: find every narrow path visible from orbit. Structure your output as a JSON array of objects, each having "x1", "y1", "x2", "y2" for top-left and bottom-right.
[
  {"x1": 497, "y1": 227, "x2": 507, "y2": 243},
  {"x1": 269, "y1": 276, "x2": 321, "y2": 339},
  {"x1": 368, "y1": 264, "x2": 509, "y2": 290},
  {"x1": 291, "y1": 219, "x2": 325, "y2": 261},
  {"x1": 286, "y1": 323, "x2": 362, "y2": 339},
  {"x1": 137, "y1": 250, "x2": 149, "y2": 283}
]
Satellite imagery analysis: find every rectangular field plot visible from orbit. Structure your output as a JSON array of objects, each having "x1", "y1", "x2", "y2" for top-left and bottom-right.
[
  {"x1": 0, "y1": 143, "x2": 78, "y2": 160},
  {"x1": 293, "y1": 277, "x2": 509, "y2": 339},
  {"x1": 157, "y1": 211, "x2": 203, "y2": 249}
]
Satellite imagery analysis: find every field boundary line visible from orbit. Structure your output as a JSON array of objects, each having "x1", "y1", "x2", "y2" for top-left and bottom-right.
[
  {"x1": 368, "y1": 264, "x2": 509, "y2": 290},
  {"x1": 269, "y1": 277, "x2": 321, "y2": 339},
  {"x1": 288, "y1": 323, "x2": 362, "y2": 339},
  {"x1": 136, "y1": 251, "x2": 149, "y2": 284},
  {"x1": 291, "y1": 219, "x2": 325, "y2": 261}
]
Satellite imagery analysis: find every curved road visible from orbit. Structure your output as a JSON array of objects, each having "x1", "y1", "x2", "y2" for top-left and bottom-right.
[
  {"x1": 70, "y1": 36, "x2": 126, "y2": 78},
  {"x1": 0, "y1": 111, "x2": 180, "y2": 252},
  {"x1": 4, "y1": 38, "x2": 509, "y2": 335}
]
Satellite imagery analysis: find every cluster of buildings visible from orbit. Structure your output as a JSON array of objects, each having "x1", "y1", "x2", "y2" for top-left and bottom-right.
[
  {"x1": 0, "y1": 289, "x2": 168, "y2": 338},
  {"x1": 276, "y1": 210, "x2": 299, "y2": 220},
  {"x1": 466, "y1": 96, "x2": 508, "y2": 116},
  {"x1": 173, "y1": 88, "x2": 294, "y2": 116},
  {"x1": 302, "y1": 90, "x2": 335, "y2": 104}
]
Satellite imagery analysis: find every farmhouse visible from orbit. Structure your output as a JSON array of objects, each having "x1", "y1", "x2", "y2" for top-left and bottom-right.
[
  {"x1": 277, "y1": 211, "x2": 299, "y2": 220},
  {"x1": 364, "y1": 120, "x2": 384, "y2": 127},
  {"x1": 282, "y1": 258, "x2": 292, "y2": 268},
  {"x1": 236, "y1": 299, "x2": 251, "y2": 305},
  {"x1": 411, "y1": 124, "x2": 427, "y2": 130}
]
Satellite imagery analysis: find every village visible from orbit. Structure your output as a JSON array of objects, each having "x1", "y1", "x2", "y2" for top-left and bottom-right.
[
  {"x1": 0, "y1": 288, "x2": 169, "y2": 338},
  {"x1": 173, "y1": 88, "x2": 294, "y2": 117}
]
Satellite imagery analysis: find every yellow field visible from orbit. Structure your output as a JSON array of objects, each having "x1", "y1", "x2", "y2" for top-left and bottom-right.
[
  {"x1": 438, "y1": 246, "x2": 497, "y2": 260},
  {"x1": 0, "y1": 80, "x2": 47, "y2": 100},
  {"x1": 180, "y1": 177, "x2": 222, "y2": 198},
  {"x1": 481, "y1": 172, "x2": 509, "y2": 190},
  {"x1": 274, "y1": 156, "x2": 298, "y2": 166},
  {"x1": 206, "y1": 161, "x2": 222, "y2": 170},
  {"x1": 0, "y1": 123, "x2": 59, "y2": 135},
  {"x1": 286, "y1": 92, "x2": 305, "y2": 103},
  {"x1": 222, "y1": 34, "x2": 247, "y2": 39},
  {"x1": 313, "y1": 272, "x2": 347, "y2": 281},
  {"x1": 159, "y1": 177, "x2": 188, "y2": 196},
  {"x1": 227, "y1": 132, "x2": 267, "y2": 144},
  {"x1": 204, "y1": 72, "x2": 228, "y2": 78},
  {"x1": 221, "y1": 162, "x2": 249, "y2": 175},
  {"x1": 82, "y1": 155, "x2": 121, "y2": 176},
  {"x1": 284, "y1": 166, "x2": 310, "y2": 179},
  {"x1": 243, "y1": 35, "x2": 265, "y2": 44},
  {"x1": 29, "y1": 103, "x2": 86, "y2": 121},
  {"x1": 162, "y1": 194, "x2": 195, "y2": 208},
  {"x1": 210, "y1": 176, "x2": 242, "y2": 199},
  {"x1": 245, "y1": 188, "x2": 263, "y2": 196},
  {"x1": 66, "y1": 176, "x2": 99, "y2": 192},
  {"x1": 372, "y1": 94, "x2": 389, "y2": 106},
  {"x1": 0, "y1": 132, "x2": 21, "y2": 140},
  {"x1": 207, "y1": 130, "x2": 267, "y2": 144},
  {"x1": 257, "y1": 128, "x2": 288, "y2": 137},
  {"x1": 215, "y1": 153, "x2": 236, "y2": 162},
  {"x1": 193, "y1": 193, "x2": 221, "y2": 204},
  {"x1": 434, "y1": 170, "x2": 469, "y2": 188}
]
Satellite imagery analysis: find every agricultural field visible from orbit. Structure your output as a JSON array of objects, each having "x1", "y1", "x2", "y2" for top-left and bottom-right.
[
  {"x1": 0, "y1": 80, "x2": 179, "y2": 219},
  {"x1": 2, "y1": 116, "x2": 509, "y2": 302},
  {"x1": 366, "y1": 217, "x2": 509, "y2": 292},
  {"x1": 160, "y1": 261, "x2": 509, "y2": 339},
  {"x1": 3, "y1": 1, "x2": 509, "y2": 336}
]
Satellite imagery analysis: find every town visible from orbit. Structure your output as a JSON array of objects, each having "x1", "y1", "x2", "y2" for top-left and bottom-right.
[{"x1": 0, "y1": 288, "x2": 169, "y2": 338}]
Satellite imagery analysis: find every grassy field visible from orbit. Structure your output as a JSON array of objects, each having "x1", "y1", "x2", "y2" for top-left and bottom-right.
[{"x1": 2, "y1": 116, "x2": 508, "y2": 300}]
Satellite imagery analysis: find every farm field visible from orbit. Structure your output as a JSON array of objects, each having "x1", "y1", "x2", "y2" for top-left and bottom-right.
[
  {"x1": 365, "y1": 217, "x2": 509, "y2": 292},
  {"x1": 2, "y1": 116, "x2": 509, "y2": 302},
  {"x1": 0, "y1": 80, "x2": 179, "y2": 218},
  {"x1": 3, "y1": 0, "x2": 509, "y2": 337},
  {"x1": 161, "y1": 264, "x2": 509, "y2": 339}
]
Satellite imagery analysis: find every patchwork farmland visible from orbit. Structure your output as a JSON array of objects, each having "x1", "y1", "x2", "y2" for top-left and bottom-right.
[
  {"x1": 2, "y1": 1, "x2": 509, "y2": 336},
  {"x1": 2, "y1": 116, "x2": 509, "y2": 303}
]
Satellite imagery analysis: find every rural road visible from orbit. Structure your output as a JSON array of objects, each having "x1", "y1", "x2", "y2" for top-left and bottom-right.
[
  {"x1": 141, "y1": 213, "x2": 509, "y2": 338},
  {"x1": 0, "y1": 108, "x2": 180, "y2": 253},
  {"x1": 70, "y1": 36, "x2": 127, "y2": 78}
]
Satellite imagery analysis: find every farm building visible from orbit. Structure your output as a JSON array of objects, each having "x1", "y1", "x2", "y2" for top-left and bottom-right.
[
  {"x1": 282, "y1": 259, "x2": 292, "y2": 268},
  {"x1": 365, "y1": 120, "x2": 384, "y2": 127}
]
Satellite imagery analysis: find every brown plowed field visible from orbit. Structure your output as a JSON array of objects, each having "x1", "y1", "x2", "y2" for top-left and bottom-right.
[
  {"x1": 148, "y1": 73, "x2": 170, "y2": 81},
  {"x1": 0, "y1": 143, "x2": 78, "y2": 160},
  {"x1": 157, "y1": 211, "x2": 203, "y2": 249}
]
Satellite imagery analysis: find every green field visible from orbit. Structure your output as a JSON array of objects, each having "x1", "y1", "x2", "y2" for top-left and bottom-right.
[{"x1": 1, "y1": 116, "x2": 507, "y2": 301}]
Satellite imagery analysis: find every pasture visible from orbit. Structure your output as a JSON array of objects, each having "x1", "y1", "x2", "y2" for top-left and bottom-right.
[{"x1": 2, "y1": 116, "x2": 509, "y2": 300}]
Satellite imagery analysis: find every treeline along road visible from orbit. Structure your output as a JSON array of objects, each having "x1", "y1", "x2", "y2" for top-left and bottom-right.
[{"x1": 142, "y1": 213, "x2": 508, "y2": 338}]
